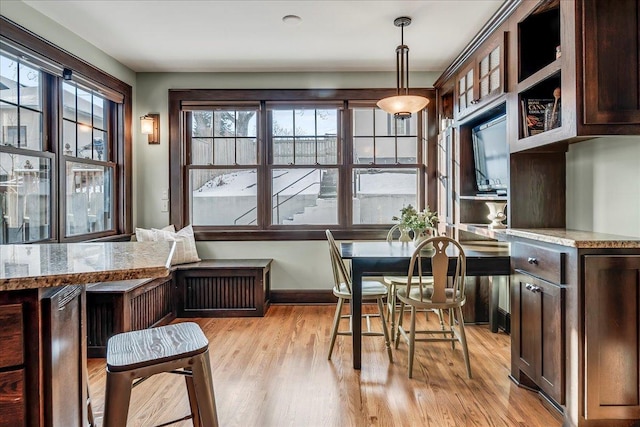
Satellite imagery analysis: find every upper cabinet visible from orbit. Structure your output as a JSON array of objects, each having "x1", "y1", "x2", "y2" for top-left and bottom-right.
[
  {"x1": 509, "y1": 0, "x2": 640, "y2": 152},
  {"x1": 455, "y1": 30, "x2": 507, "y2": 120}
]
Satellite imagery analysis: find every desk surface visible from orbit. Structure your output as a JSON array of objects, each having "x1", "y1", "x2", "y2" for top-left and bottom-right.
[{"x1": 0, "y1": 241, "x2": 175, "y2": 291}]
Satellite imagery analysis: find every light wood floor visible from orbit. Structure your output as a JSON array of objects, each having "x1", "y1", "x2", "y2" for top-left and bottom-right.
[{"x1": 88, "y1": 305, "x2": 562, "y2": 427}]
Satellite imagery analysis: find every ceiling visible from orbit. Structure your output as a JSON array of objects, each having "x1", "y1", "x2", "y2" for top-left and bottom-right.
[{"x1": 21, "y1": 0, "x2": 504, "y2": 73}]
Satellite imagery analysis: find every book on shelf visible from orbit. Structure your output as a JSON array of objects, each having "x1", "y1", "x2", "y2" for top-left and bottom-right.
[{"x1": 521, "y1": 98, "x2": 553, "y2": 137}]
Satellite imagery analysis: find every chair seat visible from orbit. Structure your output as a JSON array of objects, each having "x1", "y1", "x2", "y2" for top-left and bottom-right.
[
  {"x1": 333, "y1": 280, "x2": 388, "y2": 299},
  {"x1": 397, "y1": 286, "x2": 463, "y2": 305},
  {"x1": 107, "y1": 322, "x2": 209, "y2": 372}
]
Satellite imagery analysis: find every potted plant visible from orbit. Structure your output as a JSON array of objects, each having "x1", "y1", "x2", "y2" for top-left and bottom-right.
[{"x1": 392, "y1": 204, "x2": 439, "y2": 247}]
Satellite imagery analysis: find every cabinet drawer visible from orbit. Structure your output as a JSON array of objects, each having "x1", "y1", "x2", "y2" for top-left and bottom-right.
[
  {"x1": 0, "y1": 304, "x2": 24, "y2": 369},
  {"x1": 512, "y1": 242, "x2": 565, "y2": 284},
  {"x1": 0, "y1": 369, "x2": 25, "y2": 426}
]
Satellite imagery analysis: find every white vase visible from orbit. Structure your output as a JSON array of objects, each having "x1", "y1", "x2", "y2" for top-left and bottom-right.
[
  {"x1": 398, "y1": 225, "x2": 412, "y2": 243},
  {"x1": 413, "y1": 228, "x2": 434, "y2": 250},
  {"x1": 486, "y1": 202, "x2": 507, "y2": 229}
]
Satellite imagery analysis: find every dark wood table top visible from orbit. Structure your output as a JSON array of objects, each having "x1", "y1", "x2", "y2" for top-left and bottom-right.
[{"x1": 340, "y1": 240, "x2": 511, "y2": 276}]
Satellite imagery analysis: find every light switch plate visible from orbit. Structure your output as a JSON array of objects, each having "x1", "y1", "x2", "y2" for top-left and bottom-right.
[
  {"x1": 161, "y1": 200, "x2": 169, "y2": 212},
  {"x1": 161, "y1": 189, "x2": 169, "y2": 200}
]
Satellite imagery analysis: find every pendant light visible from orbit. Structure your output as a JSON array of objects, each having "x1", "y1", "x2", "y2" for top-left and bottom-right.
[{"x1": 377, "y1": 17, "x2": 429, "y2": 119}]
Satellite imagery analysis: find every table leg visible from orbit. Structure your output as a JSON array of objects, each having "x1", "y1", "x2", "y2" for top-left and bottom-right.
[
  {"x1": 489, "y1": 276, "x2": 500, "y2": 333},
  {"x1": 351, "y1": 260, "x2": 363, "y2": 369}
]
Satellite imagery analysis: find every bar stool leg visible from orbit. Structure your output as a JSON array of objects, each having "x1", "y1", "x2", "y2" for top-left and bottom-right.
[
  {"x1": 103, "y1": 370, "x2": 133, "y2": 427},
  {"x1": 185, "y1": 369, "x2": 201, "y2": 426},
  {"x1": 191, "y1": 350, "x2": 219, "y2": 427}
]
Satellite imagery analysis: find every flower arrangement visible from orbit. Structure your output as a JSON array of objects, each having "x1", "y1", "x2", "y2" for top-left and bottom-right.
[{"x1": 392, "y1": 204, "x2": 439, "y2": 231}]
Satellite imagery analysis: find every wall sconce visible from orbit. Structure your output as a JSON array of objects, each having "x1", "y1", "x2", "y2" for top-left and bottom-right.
[{"x1": 140, "y1": 114, "x2": 159, "y2": 144}]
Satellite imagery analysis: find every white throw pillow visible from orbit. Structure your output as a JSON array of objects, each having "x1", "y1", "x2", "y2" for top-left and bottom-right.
[
  {"x1": 135, "y1": 224, "x2": 175, "y2": 242},
  {"x1": 152, "y1": 224, "x2": 200, "y2": 265}
]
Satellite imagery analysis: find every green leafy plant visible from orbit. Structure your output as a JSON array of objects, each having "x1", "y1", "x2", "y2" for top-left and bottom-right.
[{"x1": 392, "y1": 204, "x2": 439, "y2": 231}]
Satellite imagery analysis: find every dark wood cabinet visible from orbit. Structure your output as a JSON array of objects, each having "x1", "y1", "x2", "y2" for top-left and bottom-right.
[
  {"x1": 0, "y1": 287, "x2": 87, "y2": 427},
  {"x1": 41, "y1": 286, "x2": 87, "y2": 427},
  {"x1": 455, "y1": 30, "x2": 507, "y2": 120},
  {"x1": 583, "y1": 255, "x2": 640, "y2": 421},
  {"x1": 509, "y1": 0, "x2": 640, "y2": 152},
  {"x1": 507, "y1": 236, "x2": 640, "y2": 427},
  {"x1": 512, "y1": 271, "x2": 564, "y2": 406}
]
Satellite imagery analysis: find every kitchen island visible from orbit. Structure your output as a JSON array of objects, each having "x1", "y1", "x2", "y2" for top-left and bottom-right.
[{"x1": 0, "y1": 241, "x2": 174, "y2": 427}]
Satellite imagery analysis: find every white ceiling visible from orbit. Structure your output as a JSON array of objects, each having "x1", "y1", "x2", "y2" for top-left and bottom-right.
[{"x1": 21, "y1": 0, "x2": 504, "y2": 73}]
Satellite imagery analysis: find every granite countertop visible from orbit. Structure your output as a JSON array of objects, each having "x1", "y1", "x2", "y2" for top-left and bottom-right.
[
  {"x1": 504, "y1": 228, "x2": 640, "y2": 248},
  {"x1": 0, "y1": 241, "x2": 175, "y2": 291}
]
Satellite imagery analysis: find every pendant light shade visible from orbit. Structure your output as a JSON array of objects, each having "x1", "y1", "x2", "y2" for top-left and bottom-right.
[{"x1": 377, "y1": 17, "x2": 429, "y2": 119}]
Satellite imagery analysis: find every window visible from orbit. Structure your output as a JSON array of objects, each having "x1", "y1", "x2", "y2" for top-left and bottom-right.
[
  {"x1": 170, "y1": 89, "x2": 435, "y2": 240},
  {"x1": 62, "y1": 82, "x2": 114, "y2": 236},
  {"x1": 0, "y1": 19, "x2": 132, "y2": 243},
  {"x1": 188, "y1": 107, "x2": 259, "y2": 226},
  {"x1": 352, "y1": 107, "x2": 420, "y2": 224}
]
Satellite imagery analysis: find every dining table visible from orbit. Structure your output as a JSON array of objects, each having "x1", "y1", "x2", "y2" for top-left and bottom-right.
[{"x1": 340, "y1": 240, "x2": 510, "y2": 369}]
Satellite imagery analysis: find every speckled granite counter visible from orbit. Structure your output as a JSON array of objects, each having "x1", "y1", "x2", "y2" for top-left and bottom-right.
[
  {"x1": 0, "y1": 241, "x2": 175, "y2": 291},
  {"x1": 504, "y1": 228, "x2": 640, "y2": 248}
]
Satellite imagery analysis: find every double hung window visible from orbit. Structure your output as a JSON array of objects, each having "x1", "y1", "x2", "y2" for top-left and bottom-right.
[
  {"x1": 0, "y1": 20, "x2": 131, "y2": 243},
  {"x1": 170, "y1": 89, "x2": 434, "y2": 240}
]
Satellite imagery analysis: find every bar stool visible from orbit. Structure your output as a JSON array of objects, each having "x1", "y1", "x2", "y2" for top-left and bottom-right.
[{"x1": 102, "y1": 322, "x2": 218, "y2": 427}]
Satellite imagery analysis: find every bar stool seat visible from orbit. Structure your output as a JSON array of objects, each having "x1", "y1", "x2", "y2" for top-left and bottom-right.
[{"x1": 103, "y1": 322, "x2": 218, "y2": 427}]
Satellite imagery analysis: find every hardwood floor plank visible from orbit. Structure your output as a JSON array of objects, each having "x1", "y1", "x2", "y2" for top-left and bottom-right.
[{"x1": 88, "y1": 305, "x2": 561, "y2": 427}]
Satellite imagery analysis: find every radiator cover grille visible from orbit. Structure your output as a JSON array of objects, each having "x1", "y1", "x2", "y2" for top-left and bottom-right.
[{"x1": 185, "y1": 276, "x2": 256, "y2": 310}]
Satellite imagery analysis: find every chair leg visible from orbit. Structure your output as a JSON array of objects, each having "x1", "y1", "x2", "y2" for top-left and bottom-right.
[
  {"x1": 87, "y1": 384, "x2": 95, "y2": 427},
  {"x1": 436, "y1": 309, "x2": 445, "y2": 330},
  {"x1": 456, "y1": 307, "x2": 472, "y2": 379},
  {"x1": 408, "y1": 306, "x2": 417, "y2": 379},
  {"x1": 376, "y1": 297, "x2": 393, "y2": 363},
  {"x1": 191, "y1": 350, "x2": 219, "y2": 427},
  {"x1": 328, "y1": 297, "x2": 345, "y2": 360},
  {"x1": 185, "y1": 369, "x2": 201, "y2": 426},
  {"x1": 449, "y1": 309, "x2": 456, "y2": 351},
  {"x1": 389, "y1": 284, "x2": 396, "y2": 341},
  {"x1": 395, "y1": 301, "x2": 405, "y2": 349},
  {"x1": 102, "y1": 371, "x2": 133, "y2": 427}
]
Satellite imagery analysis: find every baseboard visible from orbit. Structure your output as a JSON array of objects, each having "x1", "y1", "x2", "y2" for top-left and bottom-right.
[
  {"x1": 498, "y1": 308, "x2": 510, "y2": 333},
  {"x1": 271, "y1": 290, "x2": 336, "y2": 304}
]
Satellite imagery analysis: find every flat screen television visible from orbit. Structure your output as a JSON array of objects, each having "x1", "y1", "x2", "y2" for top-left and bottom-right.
[{"x1": 472, "y1": 114, "x2": 508, "y2": 194}]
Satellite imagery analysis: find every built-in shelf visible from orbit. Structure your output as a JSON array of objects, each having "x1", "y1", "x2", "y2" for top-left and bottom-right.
[
  {"x1": 459, "y1": 195, "x2": 507, "y2": 201},
  {"x1": 458, "y1": 223, "x2": 507, "y2": 240},
  {"x1": 517, "y1": 59, "x2": 562, "y2": 93}
]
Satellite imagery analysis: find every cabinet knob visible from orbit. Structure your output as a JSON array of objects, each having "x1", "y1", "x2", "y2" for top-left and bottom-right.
[
  {"x1": 527, "y1": 257, "x2": 538, "y2": 265},
  {"x1": 530, "y1": 285, "x2": 541, "y2": 293},
  {"x1": 470, "y1": 99, "x2": 480, "y2": 105},
  {"x1": 525, "y1": 283, "x2": 533, "y2": 291}
]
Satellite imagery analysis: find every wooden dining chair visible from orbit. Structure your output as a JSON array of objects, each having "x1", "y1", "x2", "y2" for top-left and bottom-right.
[
  {"x1": 325, "y1": 229, "x2": 393, "y2": 362},
  {"x1": 383, "y1": 225, "x2": 444, "y2": 339},
  {"x1": 395, "y1": 236, "x2": 471, "y2": 379}
]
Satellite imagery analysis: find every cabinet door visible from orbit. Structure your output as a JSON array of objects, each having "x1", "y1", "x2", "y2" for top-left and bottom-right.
[
  {"x1": 42, "y1": 286, "x2": 87, "y2": 427},
  {"x1": 436, "y1": 127, "x2": 454, "y2": 229},
  {"x1": 584, "y1": 255, "x2": 640, "y2": 420},
  {"x1": 513, "y1": 271, "x2": 564, "y2": 405},
  {"x1": 455, "y1": 31, "x2": 506, "y2": 121},
  {"x1": 456, "y1": 65, "x2": 475, "y2": 118},
  {"x1": 582, "y1": 0, "x2": 640, "y2": 125}
]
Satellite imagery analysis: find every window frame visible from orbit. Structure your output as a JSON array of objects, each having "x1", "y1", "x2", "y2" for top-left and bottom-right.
[
  {"x1": 170, "y1": 90, "x2": 436, "y2": 241},
  {"x1": 1, "y1": 17, "x2": 133, "y2": 242}
]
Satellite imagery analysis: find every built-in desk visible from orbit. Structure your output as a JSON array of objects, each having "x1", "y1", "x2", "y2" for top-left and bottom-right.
[{"x1": 0, "y1": 241, "x2": 174, "y2": 427}]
